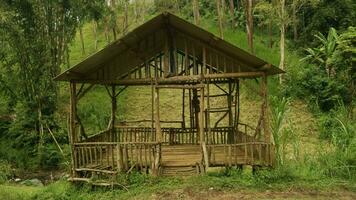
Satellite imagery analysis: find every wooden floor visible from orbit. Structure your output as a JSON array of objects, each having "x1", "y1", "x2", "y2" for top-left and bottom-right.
[{"x1": 74, "y1": 143, "x2": 271, "y2": 177}]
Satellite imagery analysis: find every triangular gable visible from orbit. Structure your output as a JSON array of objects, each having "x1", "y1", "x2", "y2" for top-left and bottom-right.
[{"x1": 55, "y1": 12, "x2": 283, "y2": 83}]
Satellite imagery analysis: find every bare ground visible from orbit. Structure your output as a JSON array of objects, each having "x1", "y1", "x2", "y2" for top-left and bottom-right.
[{"x1": 151, "y1": 188, "x2": 356, "y2": 200}]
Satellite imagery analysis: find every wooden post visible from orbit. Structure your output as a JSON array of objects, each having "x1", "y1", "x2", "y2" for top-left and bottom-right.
[
  {"x1": 202, "y1": 47, "x2": 206, "y2": 75},
  {"x1": 184, "y1": 38, "x2": 189, "y2": 75},
  {"x1": 111, "y1": 86, "x2": 116, "y2": 142},
  {"x1": 154, "y1": 86, "x2": 162, "y2": 142},
  {"x1": 164, "y1": 34, "x2": 170, "y2": 77},
  {"x1": 199, "y1": 87, "x2": 209, "y2": 171},
  {"x1": 151, "y1": 80, "x2": 154, "y2": 138},
  {"x1": 192, "y1": 45, "x2": 197, "y2": 75},
  {"x1": 69, "y1": 82, "x2": 77, "y2": 177},
  {"x1": 234, "y1": 80, "x2": 240, "y2": 143},
  {"x1": 193, "y1": 89, "x2": 199, "y2": 144},
  {"x1": 263, "y1": 74, "x2": 270, "y2": 143},
  {"x1": 189, "y1": 89, "x2": 194, "y2": 128},
  {"x1": 199, "y1": 88, "x2": 205, "y2": 144},
  {"x1": 207, "y1": 81, "x2": 211, "y2": 144},
  {"x1": 228, "y1": 81, "x2": 234, "y2": 143},
  {"x1": 182, "y1": 89, "x2": 185, "y2": 128}
]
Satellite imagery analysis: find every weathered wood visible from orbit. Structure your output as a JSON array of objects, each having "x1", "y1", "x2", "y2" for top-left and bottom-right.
[
  {"x1": 154, "y1": 85, "x2": 162, "y2": 142},
  {"x1": 70, "y1": 82, "x2": 78, "y2": 176},
  {"x1": 182, "y1": 89, "x2": 185, "y2": 128},
  {"x1": 202, "y1": 46, "x2": 206, "y2": 74},
  {"x1": 206, "y1": 81, "x2": 211, "y2": 144},
  {"x1": 184, "y1": 39, "x2": 189, "y2": 75},
  {"x1": 164, "y1": 34, "x2": 170, "y2": 77},
  {"x1": 192, "y1": 45, "x2": 197, "y2": 74},
  {"x1": 263, "y1": 74, "x2": 270, "y2": 143},
  {"x1": 155, "y1": 84, "x2": 204, "y2": 89}
]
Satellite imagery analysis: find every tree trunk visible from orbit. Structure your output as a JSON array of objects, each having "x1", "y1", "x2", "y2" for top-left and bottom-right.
[
  {"x1": 175, "y1": 0, "x2": 180, "y2": 14},
  {"x1": 123, "y1": 0, "x2": 129, "y2": 35},
  {"x1": 279, "y1": 0, "x2": 285, "y2": 84},
  {"x1": 79, "y1": 25, "x2": 85, "y2": 55},
  {"x1": 221, "y1": 0, "x2": 226, "y2": 28},
  {"x1": 216, "y1": 0, "x2": 224, "y2": 39},
  {"x1": 65, "y1": 48, "x2": 70, "y2": 68},
  {"x1": 134, "y1": 0, "x2": 138, "y2": 23},
  {"x1": 37, "y1": 102, "x2": 44, "y2": 166},
  {"x1": 104, "y1": 19, "x2": 110, "y2": 43},
  {"x1": 246, "y1": 0, "x2": 254, "y2": 53},
  {"x1": 193, "y1": 0, "x2": 200, "y2": 25},
  {"x1": 229, "y1": 0, "x2": 235, "y2": 30},
  {"x1": 269, "y1": 20, "x2": 273, "y2": 48},
  {"x1": 110, "y1": 0, "x2": 117, "y2": 40},
  {"x1": 93, "y1": 20, "x2": 98, "y2": 50},
  {"x1": 292, "y1": 3, "x2": 298, "y2": 41}
]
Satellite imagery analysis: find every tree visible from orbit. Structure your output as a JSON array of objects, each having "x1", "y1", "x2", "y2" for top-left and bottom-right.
[
  {"x1": 216, "y1": 0, "x2": 224, "y2": 39},
  {"x1": 193, "y1": 0, "x2": 200, "y2": 25},
  {"x1": 228, "y1": 0, "x2": 235, "y2": 30},
  {"x1": 297, "y1": 0, "x2": 356, "y2": 46},
  {"x1": 279, "y1": 0, "x2": 286, "y2": 83},
  {"x1": 0, "y1": 0, "x2": 78, "y2": 165},
  {"x1": 122, "y1": 0, "x2": 129, "y2": 35},
  {"x1": 254, "y1": 0, "x2": 275, "y2": 48},
  {"x1": 302, "y1": 28, "x2": 338, "y2": 77},
  {"x1": 332, "y1": 27, "x2": 356, "y2": 118},
  {"x1": 246, "y1": 0, "x2": 254, "y2": 53}
]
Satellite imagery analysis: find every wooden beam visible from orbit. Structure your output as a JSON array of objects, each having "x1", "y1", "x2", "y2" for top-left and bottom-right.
[
  {"x1": 155, "y1": 84, "x2": 204, "y2": 89},
  {"x1": 72, "y1": 72, "x2": 265, "y2": 85},
  {"x1": 77, "y1": 84, "x2": 95, "y2": 101}
]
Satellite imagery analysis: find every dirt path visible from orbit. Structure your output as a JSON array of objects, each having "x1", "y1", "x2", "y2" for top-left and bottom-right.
[{"x1": 152, "y1": 188, "x2": 356, "y2": 200}]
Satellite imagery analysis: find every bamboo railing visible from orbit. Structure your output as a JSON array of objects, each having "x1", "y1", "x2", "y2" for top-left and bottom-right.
[
  {"x1": 73, "y1": 142, "x2": 161, "y2": 174},
  {"x1": 207, "y1": 142, "x2": 274, "y2": 167},
  {"x1": 74, "y1": 123, "x2": 274, "y2": 174},
  {"x1": 84, "y1": 124, "x2": 258, "y2": 145}
]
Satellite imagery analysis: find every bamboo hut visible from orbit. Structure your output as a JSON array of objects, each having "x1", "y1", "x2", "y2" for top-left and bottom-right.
[{"x1": 55, "y1": 12, "x2": 284, "y2": 185}]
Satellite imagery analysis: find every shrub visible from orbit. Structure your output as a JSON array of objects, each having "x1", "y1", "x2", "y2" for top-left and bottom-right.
[{"x1": 0, "y1": 160, "x2": 12, "y2": 183}]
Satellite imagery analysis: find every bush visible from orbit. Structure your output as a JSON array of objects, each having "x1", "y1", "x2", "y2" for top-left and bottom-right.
[
  {"x1": 0, "y1": 160, "x2": 12, "y2": 183},
  {"x1": 318, "y1": 114, "x2": 339, "y2": 140}
]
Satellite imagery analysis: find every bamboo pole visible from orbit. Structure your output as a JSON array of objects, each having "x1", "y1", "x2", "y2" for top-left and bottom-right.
[
  {"x1": 154, "y1": 86, "x2": 162, "y2": 142},
  {"x1": 263, "y1": 74, "x2": 270, "y2": 143},
  {"x1": 207, "y1": 81, "x2": 211, "y2": 144},
  {"x1": 199, "y1": 87, "x2": 209, "y2": 171},
  {"x1": 182, "y1": 89, "x2": 186, "y2": 128},
  {"x1": 70, "y1": 82, "x2": 77, "y2": 177}
]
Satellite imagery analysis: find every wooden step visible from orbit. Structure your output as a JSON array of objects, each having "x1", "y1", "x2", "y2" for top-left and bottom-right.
[
  {"x1": 161, "y1": 166, "x2": 198, "y2": 176},
  {"x1": 75, "y1": 168, "x2": 117, "y2": 174},
  {"x1": 161, "y1": 145, "x2": 202, "y2": 167}
]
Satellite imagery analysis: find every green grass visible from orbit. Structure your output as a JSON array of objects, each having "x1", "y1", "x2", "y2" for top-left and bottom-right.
[{"x1": 0, "y1": 169, "x2": 355, "y2": 200}]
